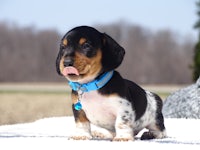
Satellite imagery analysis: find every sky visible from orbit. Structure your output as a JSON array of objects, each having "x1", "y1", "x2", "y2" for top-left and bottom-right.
[{"x1": 0, "y1": 0, "x2": 198, "y2": 39}]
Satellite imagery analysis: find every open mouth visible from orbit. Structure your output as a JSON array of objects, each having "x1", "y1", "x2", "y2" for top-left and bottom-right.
[
  {"x1": 68, "y1": 73, "x2": 77, "y2": 76},
  {"x1": 62, "y1": 66, "x2": 79, "y2": 76}
]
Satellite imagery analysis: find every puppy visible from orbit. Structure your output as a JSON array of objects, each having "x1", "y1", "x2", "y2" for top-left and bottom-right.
[{"x1": 56, "y1": 26, "x2": 166, "y2": 141}]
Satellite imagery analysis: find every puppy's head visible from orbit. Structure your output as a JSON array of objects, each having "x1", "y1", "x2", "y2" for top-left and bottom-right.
[{"x1": 56, "y1": 26, "x2": 125, "y2": 83}]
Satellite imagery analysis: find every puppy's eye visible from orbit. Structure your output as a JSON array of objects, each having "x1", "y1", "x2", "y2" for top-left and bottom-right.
[
  {"x1": 80, "y1": 42, "x2": 96, "y2": 57},
  {"x1": 82, "y1": 42, "x2": 91, "y2": 50}
]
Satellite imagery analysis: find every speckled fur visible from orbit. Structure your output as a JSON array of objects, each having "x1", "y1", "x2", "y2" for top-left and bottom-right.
[{"x1": 73, "y1": 90, "x2": 166, "y2": 140}]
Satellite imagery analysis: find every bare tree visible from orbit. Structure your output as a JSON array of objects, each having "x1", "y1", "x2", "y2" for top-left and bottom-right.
[{"x1": 0, "y1": 21, "x2": 195, "y2": 84}]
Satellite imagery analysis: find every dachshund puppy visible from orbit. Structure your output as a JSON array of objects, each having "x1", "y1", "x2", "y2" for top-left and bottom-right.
[{"x1": 56, "y1": 26, "x2": 166, "y2": 141}]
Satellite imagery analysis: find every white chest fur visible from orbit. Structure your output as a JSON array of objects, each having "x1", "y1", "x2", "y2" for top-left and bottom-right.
[
  {"x1": 79, "y1": 90, "x2": 158, "y2": 134},
  {"x1": 80, "y1": 91, "x2": 131, "y2": 131}
]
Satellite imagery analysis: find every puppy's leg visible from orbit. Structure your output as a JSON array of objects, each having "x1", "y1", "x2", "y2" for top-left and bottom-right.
[
  {"x1": 113, "y1": 110, "x2": 134, "y2": 141},
  {"x1": 71, "y1": 108, "x2": 92, "y2": 140},
  {"x1": 70, "y1": 91, "x2": 92, "y2": 140},
  {"x1": 141, "y1": 94, "x2": 166, "y2": 140},
  {"x1": 141, "y1": 112, "x2": 166, "y2": 140}
]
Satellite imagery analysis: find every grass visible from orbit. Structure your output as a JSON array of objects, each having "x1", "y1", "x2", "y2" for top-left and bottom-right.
[
  {"x1": 0, "y1": 83, "x2": 73, "y2": 125},
  {"x1": 0, "y1": 93, "x2": 73, "y2": 124},
  {"x1": 0, "y1": 83, "x2": 182, "y2": 125}
]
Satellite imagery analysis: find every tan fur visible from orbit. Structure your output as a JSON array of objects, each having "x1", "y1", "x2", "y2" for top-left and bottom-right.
[
  {"x1": 62, "y1": 39, "x2": 68, "y2": 46},
  {"x1": 59, "y1": 57, "x2": 65, "y2": 73},
  {"x1": 65, "y1": 49, "x2": 103, "y2": 83},
  {"x1": 71, "y1": 91, "x2": 79, "y2": 104},
  {"x1": 79, "y1": 38, "x2": 86, "y2": 45},
  {"x1": 76, "y1": 110, "x2": 89, "y2": 123}
]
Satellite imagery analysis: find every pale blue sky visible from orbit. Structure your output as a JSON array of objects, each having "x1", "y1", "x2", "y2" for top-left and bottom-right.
[{"x1": 0, "y1": 0, "x2": 198, "y2": 38}]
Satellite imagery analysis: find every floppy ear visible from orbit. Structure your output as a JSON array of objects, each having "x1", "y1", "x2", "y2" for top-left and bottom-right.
[{"x1": 101, "y1": 33, "x2": 125, "y2": 71}]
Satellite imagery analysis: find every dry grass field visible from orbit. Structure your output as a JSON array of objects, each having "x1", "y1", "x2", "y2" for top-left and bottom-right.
[
  {"x1": 0, "y1": 83, "x2": 72, "y2": 125},
  {"x1": 0, "y1": 83, "x2": 184, "y2": 125}
]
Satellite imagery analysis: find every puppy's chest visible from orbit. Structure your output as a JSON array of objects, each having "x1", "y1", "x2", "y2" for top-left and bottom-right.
[{"x1": 79, "y1": 91, "x2": 129, "y2": 130}]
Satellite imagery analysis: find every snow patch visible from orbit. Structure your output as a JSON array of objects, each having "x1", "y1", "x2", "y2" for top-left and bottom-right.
[{"x1": 0, "y1": 117, "x2": 200, "y2": 149}]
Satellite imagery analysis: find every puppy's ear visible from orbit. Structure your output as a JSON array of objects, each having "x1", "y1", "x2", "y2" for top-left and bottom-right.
[
  {"x1": 101, "y1": 33, "x2": 125, "y2": 71},
  {"x1": 56, "y1": 50, "x2": 62, "y2": 76}
]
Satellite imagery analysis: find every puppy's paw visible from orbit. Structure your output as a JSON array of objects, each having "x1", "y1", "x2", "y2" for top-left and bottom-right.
[
  {"x1": 92, "y1": 130, "x2": 113, "y2": 140},
  {"x1": 140, "y1": 131, "x2": 155, "y2": 140},
  {"x1": 70, "y1": 135, "x2": 92, "y2": 140},
  {"x1": 113, "y1": 136, "x2": 134, "y2": 142},
  {"x1": 141, "y1": 130, "x2": 166, "y2": 140},
  {"x1": 70, "y1": 130, "x2": 92, "y2": 140}
]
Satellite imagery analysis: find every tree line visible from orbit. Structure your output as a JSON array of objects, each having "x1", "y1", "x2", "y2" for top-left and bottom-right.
[{"x1": 0, "y1": 21, "x2": 195, "y2": 84}]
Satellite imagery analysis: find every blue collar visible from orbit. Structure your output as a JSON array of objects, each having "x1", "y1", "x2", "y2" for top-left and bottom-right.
[{"x1": 68, "y1": 71, "x2": 114, "y2": 92}]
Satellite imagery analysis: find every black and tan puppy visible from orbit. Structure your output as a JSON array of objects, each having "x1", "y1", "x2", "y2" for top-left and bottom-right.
[{"x1": 56, "y1": 26, "x2": 166, "y2": 141}]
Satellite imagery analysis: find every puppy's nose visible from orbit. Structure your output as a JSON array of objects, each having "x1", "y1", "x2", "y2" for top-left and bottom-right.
[{"x1": 64, "y1": 59, "x2": 73, "y2": 67}]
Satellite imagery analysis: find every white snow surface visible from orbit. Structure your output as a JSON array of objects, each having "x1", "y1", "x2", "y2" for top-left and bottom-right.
[{"x1": 0, "y1": 117, "x2": 200, "y2": 149}]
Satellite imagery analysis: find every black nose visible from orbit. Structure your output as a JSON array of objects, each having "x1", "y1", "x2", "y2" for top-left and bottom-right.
[{"x1": 64, "y1": 59, "x2": 73, "y2": 67}]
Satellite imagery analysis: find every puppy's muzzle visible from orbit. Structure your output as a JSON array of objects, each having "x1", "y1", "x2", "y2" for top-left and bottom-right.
[
  {"x1": 64, "y1": 59, "x2": 73, "y2": 67},
  {"x1": 63, "y1": 47, "x2": 75, "y2": 67}
]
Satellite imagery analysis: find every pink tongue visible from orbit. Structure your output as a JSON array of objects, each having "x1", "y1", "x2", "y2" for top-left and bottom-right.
[{"x1": 62, "y1": 67, "x2": 79, "y2": 76}]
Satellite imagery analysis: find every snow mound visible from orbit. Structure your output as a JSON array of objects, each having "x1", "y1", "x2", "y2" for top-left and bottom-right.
[{"x1": 163, "y1": 77, "x2": 200, "y2": 118}]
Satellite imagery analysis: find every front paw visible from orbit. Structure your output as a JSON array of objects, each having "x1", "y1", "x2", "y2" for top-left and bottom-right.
[
  {"x1": 69, "y1": 130, "x2": 92, "y2": 140},
  {"x1": 92, "y1": 130, "x2": 113, "y2": 140},
  {"x1": 113, "y1": 136, "x2": 134, "y2": 142},
  {"x1": 70, "y1": 135, "x2": 92, "y2": 140}
]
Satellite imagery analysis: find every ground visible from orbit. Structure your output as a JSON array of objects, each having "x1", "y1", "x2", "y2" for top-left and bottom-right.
[{"x1": 0, "y1": 117, "x2": 200, "y2": 150}]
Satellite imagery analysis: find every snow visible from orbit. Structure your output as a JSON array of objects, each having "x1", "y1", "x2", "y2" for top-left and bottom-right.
[{"x1": 0, "y1": 117, "x2": 200, "y2": 150}]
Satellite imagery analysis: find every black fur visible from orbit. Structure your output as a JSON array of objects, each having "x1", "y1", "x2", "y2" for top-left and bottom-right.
[
  {"x1": 99, "y1": 71, "x2": 147, "y2": 121},
  {"x1": 56, "y1": 51, "x2": 62, "y2": 75},
  {"x1": 154, "y1": 93, "x2": 165, "y2": 131},
  {"x1": 101, "y1": 33, "x2": 125, "y2": 71}
]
